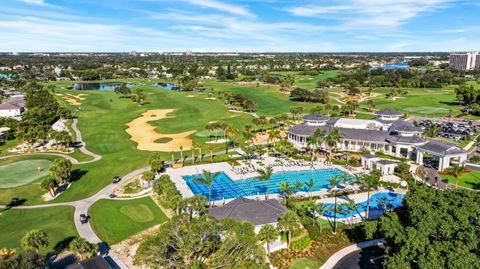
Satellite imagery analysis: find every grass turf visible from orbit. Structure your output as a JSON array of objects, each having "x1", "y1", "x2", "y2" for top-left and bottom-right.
[
  {"x1": 88, "y1": 196, "x2": 168, "y2": 245},
  {"x1": 290, "y1": 258, "x2": 322, "y2": 269},
  {"x1": 0, "y1": 206, "x2": 77, "y2": 255},
  {"x1": 0, "y1": 159, "x2": 53, "y2": 188},
  {"x1": 0, "y1": 155, "x2": 60, "y2": 205},
  {"x1": 441, "y1": 171, "x2": 480, "y2": 189}
]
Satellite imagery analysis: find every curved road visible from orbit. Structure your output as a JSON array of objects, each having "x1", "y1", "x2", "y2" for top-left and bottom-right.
[{"x1": 2, "y1": 118, "x2": 236, "y2": 268}]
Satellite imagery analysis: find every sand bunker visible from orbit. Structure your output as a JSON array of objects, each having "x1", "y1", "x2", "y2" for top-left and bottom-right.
[
  {"x1": 56, "y1": 93, "x2": 88, "y2": 106},
  {"x1": 205, "y1": 97, "x2": 217, "y2": 100},
  {"x1": 126, "y1": 109, "x2": 196, "y2": 152}
]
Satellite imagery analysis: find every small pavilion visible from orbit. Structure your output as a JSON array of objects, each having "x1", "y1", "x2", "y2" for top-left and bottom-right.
[{"x1": 415, "y1": 140, "x2": 468, "y2": 171}]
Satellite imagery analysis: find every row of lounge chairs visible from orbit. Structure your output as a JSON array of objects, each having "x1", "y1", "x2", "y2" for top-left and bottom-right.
[{"x1": 231, "y1": 165, "x2": 256, "y2": 175}]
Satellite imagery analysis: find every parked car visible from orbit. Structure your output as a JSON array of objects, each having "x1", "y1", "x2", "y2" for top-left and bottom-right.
[
  {"x1": 112, "y1": 176, "x2": 121, "y2": 184},
  {"x1": 109, "y1": 193, "x2": 117, "y2": 198},
  {"x1": 80, "y1": 214, "x2": 88, "y2": 224},
  {"x1": 7, "y1": 198, "x2": 21, "y2": 207}
]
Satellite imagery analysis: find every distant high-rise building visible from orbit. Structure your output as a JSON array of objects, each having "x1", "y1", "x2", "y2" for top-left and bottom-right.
[
  {"x1": 185, "y1": 49, "x2": 193, "y2": 56},
  {"x1": 449, "y1": 52, "x2": 479, "y2": 70}
]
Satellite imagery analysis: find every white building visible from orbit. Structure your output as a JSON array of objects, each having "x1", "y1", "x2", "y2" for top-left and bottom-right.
[
  {"x1": 287, "y1": 109, "x2": 468, "y2": 172},
  {"x1": 449, "y1": 52, "x2": 479, "y2": 70},
  {"x1": 0, "y1": 95, "x2": 26, "y2": 118}
]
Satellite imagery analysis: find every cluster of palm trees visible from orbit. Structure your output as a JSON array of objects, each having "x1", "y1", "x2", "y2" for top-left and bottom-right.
[
  {"x1": 40, "y1": 159, "x2": 73, "y2": 197},
  {"x1": 204, "y1": 122, "x2": 238, "y2": 153},
  {"x1": 306, "y1": 127, "x2": 341, "y2": 162}
]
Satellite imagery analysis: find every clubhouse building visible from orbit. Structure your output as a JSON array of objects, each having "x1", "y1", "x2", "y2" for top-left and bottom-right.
[{"x1": 287, "y1": 109, "x2": 468, "y2": 171}]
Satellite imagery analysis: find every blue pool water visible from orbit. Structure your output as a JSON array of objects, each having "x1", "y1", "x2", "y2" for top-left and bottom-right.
[
  {"x1": 323, "y1": 192, "x2": 405, "y2": 219},
  {"x1": 183, "y1": 169, "x2": 353, "y2": 201},
  {"x1": 371, "y1": 63, "x2": 410, "y2": 70}
]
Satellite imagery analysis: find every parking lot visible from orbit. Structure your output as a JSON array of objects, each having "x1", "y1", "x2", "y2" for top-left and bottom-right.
[{"x1": 417, "y1": 119, "x2": 479, "y2": 141}]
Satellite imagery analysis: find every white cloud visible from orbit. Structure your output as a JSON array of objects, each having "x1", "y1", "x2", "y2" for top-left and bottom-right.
[
  {"x1": 14, "y1": 0, "x2": 59, "y2": 8},
  {"x1": 287, "y1": 0, "x2": 454, "y2": 28},
  {"x1": 183, "y1": 0, "x2": 254, "y2": 17}
]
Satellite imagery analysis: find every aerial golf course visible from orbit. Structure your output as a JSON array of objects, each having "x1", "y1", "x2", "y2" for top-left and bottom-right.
[{"x1": 0, "y1": 70, "x2": 477, "y2": 255}]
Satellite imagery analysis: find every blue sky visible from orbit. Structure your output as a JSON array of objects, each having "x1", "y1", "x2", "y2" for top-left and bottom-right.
[{"x1": 0, "y1": 0, "x2": 479, "y2": 52}]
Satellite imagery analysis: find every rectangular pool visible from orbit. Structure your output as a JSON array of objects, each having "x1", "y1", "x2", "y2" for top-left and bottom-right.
[{"x1": 182, "y1": 168, "x2": 351, "y2": 201}]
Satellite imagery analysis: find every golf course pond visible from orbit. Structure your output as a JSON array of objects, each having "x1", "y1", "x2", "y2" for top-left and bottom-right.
[{"x1": 71, "y1": 82, "x2": 136, "y2": 90}]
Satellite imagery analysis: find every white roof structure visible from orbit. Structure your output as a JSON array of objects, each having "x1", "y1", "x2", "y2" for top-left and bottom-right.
[{"x1": 334, "y1": 118, "x2": 383, "y2": 130}]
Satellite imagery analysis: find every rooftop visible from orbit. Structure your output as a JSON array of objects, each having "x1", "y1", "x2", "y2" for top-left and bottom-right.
[
  {"x1": 303, "y1": 114, "x2": 329, "y2": 121},
  {"x1": 417, "y1": 140, "x2": 467, "y2": 156},
  {"x1": 66, "y1": 256, "x2": 112, "y2": 269},
  {"x1": 375, "y1": 109, "x2": 403, "y2": 116},
  {"x1": 207, "y1": 197, "x2": 287, "y2": 226}
]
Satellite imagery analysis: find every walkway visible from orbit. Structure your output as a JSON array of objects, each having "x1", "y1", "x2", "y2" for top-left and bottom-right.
[{"x1": 320, "y1": 239, "x2": 385, "y2": 269}]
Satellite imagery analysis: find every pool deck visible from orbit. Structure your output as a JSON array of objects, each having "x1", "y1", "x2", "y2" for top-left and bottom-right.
[{"x1": 165, "y1": 157, "x2": 370, "y2": 204}]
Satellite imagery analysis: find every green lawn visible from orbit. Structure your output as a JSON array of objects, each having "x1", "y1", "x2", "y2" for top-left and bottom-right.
[
  {"x1": 367, "y1": 87, "x2": 462, "y2": 117},
  {"x1": 0, "y1": 206, "x2": 77, "y2": 255},
  {"x1": 290, "y1": 258, "x2": 322, "y2": 269},
  {"x1": 0, "y1": 155, "x2": 60, "y2": 205},
  {"x1": 89, "y1": 197, "x2": 168, "y2": 245},
  {"x1": 441, "y1": 171, "x2": 480, "y2": 189},
  {"x1": 0, "y1": 158, "x2": 53, "y2": 188}
]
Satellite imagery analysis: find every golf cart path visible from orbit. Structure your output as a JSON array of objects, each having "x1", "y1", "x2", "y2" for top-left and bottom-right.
[{"x1": 0, "y1": 118, "x2": 101, "y2": 165}]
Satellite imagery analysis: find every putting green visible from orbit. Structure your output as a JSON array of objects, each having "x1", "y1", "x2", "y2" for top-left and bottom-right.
[
  {"x1": 119, "y1": 204, "x2": 154, "y2": 222},
  {"x1": 403, "y1": 106, "x2": 450, "y2": 115},
  {"x1": 0, "y1": 159, "x2": 53, "y2": 188}
]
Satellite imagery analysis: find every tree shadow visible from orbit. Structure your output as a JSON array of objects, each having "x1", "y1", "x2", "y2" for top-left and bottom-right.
[
  {"x1": 70, "y1": 169, "x2": 88, "y2": 182},
  {"x1": 439, "y1": 101, "x2": 461, "y2": 107},
  {"x1": 47, "y1": 236, "x2": 76, "y2": 258}
]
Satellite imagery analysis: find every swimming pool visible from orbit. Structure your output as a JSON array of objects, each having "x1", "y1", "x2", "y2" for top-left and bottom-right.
[
  {"x1": 323, "y1": 192, "x2": 405, "y2": 219},
  {"x1": 183, "y1": 168, "x2": 352, "y2": 201}
]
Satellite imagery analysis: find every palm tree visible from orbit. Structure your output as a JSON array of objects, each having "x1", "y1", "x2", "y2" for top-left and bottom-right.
[
  {"x1": 49, "y1": 159, "x2": 72, "y2": 185},
  {"x1": 267, "y1": 129, "x2": 281, "y2": 146},
  {"x1": 194, "y1": 170, "x2": 220, "y2": 204},
  {"x1": 40, "y1": 177, "x2": 58, "y2": 197},
  {"x1": 328, "y1": 176, "x2": 342, "y2": 234},
  {"x1": 278, "y1": 210, "x2": 300, "y2": 249},
  {"x1": 325, "y1": 128, "x2": 341, "y2": 162},
  {"x1": 314, "y1": 203, "x2": 327, "y2": 232},
  {"x1": 257, "y1": 224, "x2": 279, "y2": 254},
  {"x1": 305, "y1": 178, "x2": 315, "y2": 197},
  {"x1": 223, "y1": 125, "x2": 238, "y2": 154},
  {"x1": 256, "y1": 166, "x2": 273, "y2": 199},
  {"x1": 427, "y1": 124, "x2": 438, "y2": 138},
  {"x1": 21, "y1": 230, "x2": 49, "y2": 253},
  {"x1": 278, "y1": 181, "x2": 293, "y2": 201},
  {"x1": 342, "y1": 197, "x2": 363, "y2": 223},
  {"x1": 450, "y1": 165, "x2": 466, "y2": 189},
  {"x1": 358, "y1": 170, "x2": 381, "y2": 220},
  {"x1": 69, "y1": 237, "x2": 99, "y2": 260},
  {"x1": 142, "y1": 170, "x2": 156, "y2": 188}
]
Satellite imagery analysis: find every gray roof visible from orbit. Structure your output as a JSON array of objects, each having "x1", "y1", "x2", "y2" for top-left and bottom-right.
[
  {"x1": 362, "y1": 154, "x2": 378, "y2": 159},
  {"x1": 376, "y1": 159, "x2": 398, "y2": 165},
  {"x1": 389, "y1": 120, "x2": 422, "y2": 133},
  {"x1": 207, "y1": 197, "x2": 287, "y2": 225},
  {"x1": 375, "y1": 109, "x2": 403, "y2": 116},
  {"x1": 338, "y1": 128, "x2": 389, "y2": 143},
  {"x1": 416, "y1": 140, "x2": 467, "y2": 156},
  {"x1": 387, "y1": 135, "x2": 425, "y2": 145},
  {"x1": 0, "y1": 102, "x2": 20, "y2": 110},
  {"x1": 66, "y1": 256, "x2": 112, "y2": 269},
  {"x1": 288, "y1": 124, "x2": 331, "y2": 137},
  {"x1": 303, "y1": 114, "x2": 329, "y2": 121}
]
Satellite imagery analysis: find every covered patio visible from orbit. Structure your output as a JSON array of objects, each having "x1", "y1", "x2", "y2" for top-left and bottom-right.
[{"x1": 415, "y1": 140, "x2": 468, "y2": 172}]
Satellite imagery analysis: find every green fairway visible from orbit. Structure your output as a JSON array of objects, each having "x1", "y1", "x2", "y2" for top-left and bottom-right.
[
  {"x1": 0, "y1": 156, "x2": 60, "y2": 205},
  {"x1": 0, "y1": 206, "x2": 77, "y2": 255},
  {"x1": 89, "y1": 197, "x2": 168, "y2": 245},
  {"x1": 441, "y1": 171, "x2": 480, "y2": 189},
  {"x1": 0, "y1": 159, "x2": 53, "y2": 188}
]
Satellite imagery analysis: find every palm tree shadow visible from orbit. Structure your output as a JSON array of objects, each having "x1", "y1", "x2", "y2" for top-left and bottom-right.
[
  {"x1": 47, "y1": 236, "x2": 76, "y2": 258},
  {"x1": 70, "y1": 169, "x2": 88, "y2": 182}
]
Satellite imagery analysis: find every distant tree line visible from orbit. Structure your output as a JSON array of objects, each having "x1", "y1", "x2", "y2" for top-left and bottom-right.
[{"x1": 289, "y1": 88, "x2": 329, "y2": 103}]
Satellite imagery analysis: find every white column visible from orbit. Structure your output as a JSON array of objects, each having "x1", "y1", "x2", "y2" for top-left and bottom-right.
[
  {"x1": 395, "y1": 146, "x2": 401, "y2": 157},
  {"x1": 459, "y1": 155, "x2": 467, "y2": 166},
  {"x1": 416, "y1": 151, "x2": 424, "y2": 165}
]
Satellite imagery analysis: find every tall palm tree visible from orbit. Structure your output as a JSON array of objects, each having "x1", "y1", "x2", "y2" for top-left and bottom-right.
[
  {"x1": 21, "y1": 230, "x2": 49, "y2": 253},
  {"x1": 267, "y1": 129, "x2": 281, "y2": 146},
  {"x1": 257, "y1": 224, "x2": 279, "y2": 254},
  {"x1": 328, "y1": 175, "x2": 342, "y2": 234},
  {"x1": 224, "y1": 125, "x2": 238, "y2": 154},
  {"x1": 194, "y1": 170, "x2": 220, "y2": 204},
  {"x1": 40, "y1": 177, "x2": 58, "y2": 197},
  {"x1": 450, "y1": 165, "x2": 466, "y2": 189},
  {"x1": 358, "y1": 170, "x2": 381, "y2": 220},
  {"x1": 342, "y1": 197, "x2": 363, "y2": 223},
  {"x1": 256, "y1": 166, "x2": 273, "y2": 199},
  {"x1": 315, "y1": 203, "x2": 327, "y2": 232},
  {"x1": 325, "y1": 128, "x2": 341, "y2": 161},
  {"x1": 278, "y1": 181, "x2": 293, "y2": 201},
  {"x1": 305, "y1": 178, "x2": 315, "y2": 197},
  {"x1": 278, "y1": 210, "x2": 301, "y2": 249}
]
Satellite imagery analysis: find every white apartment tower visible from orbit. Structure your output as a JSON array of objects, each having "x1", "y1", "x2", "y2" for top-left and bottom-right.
[{"x1": 449, "y1": 52, "x2": 479, "y2": 70}]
